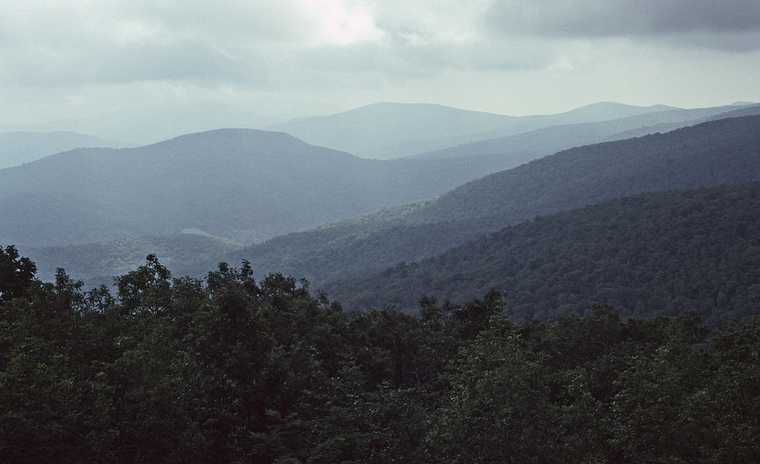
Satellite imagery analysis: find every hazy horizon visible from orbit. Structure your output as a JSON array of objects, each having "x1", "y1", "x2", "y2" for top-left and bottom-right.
[{"x1": 1, "y1": 0, "x2": 759, "y2": 144}]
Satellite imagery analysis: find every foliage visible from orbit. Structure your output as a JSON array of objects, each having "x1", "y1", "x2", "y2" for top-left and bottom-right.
[
  {"x1": 331, "y1": 183, "x2": 760, "y2": 322},
  {"x1": 0, "y1": 245, "x2": 36, "y2": 303},
  {"x1": 2, "y1": 251, "x2": 760, "y2": 463}
]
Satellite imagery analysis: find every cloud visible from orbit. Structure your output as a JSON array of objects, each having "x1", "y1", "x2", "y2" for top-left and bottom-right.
[
  {"x1": 0, "y1": 0, "x2": 551, "y2": 88},
  {"x1": 2, "y1": 0, "x2": 757, "y2": 91},
  {"x1": 485, "y1": 0, "x2": 760, "y2": 50},
  {"x1": 0, "y1": 0, "x2": 758, "y2": 143},
  {"x1": 0, "y1": 1, "x2": 315, "y2": 86},
  {"x1": 0, "y1": 40, "x2": 262, "y2": 87}
]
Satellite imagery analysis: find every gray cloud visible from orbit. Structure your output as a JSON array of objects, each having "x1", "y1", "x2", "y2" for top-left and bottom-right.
[
  {"x1": 485, "y1": 0, "x2": 760, "y2": 49},
  {"x1": 0, "y1": 0, "x2": 553, "y2": 89},
  {"x1": 0, "y1": 0, "x2": 758, "y2": 143},
  {"x1": 0, "y1": 1, "x2": 300, "y2": 86},
  {"x1": 296, "y1": 40, "x2": 553, "y2": 80},
  {"x1": 0, "y1": 41, "x2": 261, "y2": 87}
]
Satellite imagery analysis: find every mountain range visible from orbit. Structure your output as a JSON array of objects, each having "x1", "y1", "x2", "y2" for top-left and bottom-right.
[
  {"x1": 271, "y1": 101, "x2": 678, "y2": 159},
  {"x1": 224, "y1": 115, "x2": 760, "y2": 294},
  {"x1": 0, "y1": 131, "x2": 111, "y2": 169},
  {"x1": 408, "y1": 103, "x2": 758, "y2": 161},
  {"x1": 0, "y1": 128, "x2": 548, "y2": 247},
  {"x1": 7, "y1": 104, "x2": 760, "y2": 297},
  {"x1": 9, "y1": 102, "x2": 737, "y2": 249}
]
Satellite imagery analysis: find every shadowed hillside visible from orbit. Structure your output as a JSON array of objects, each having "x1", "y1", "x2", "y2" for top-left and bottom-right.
[
  {"x1": 328, "y1": 183, "x2": 760, "y2": 320},
  {"x1": 227, "y1": 116, "x2": 760, "y2": 288},
  {"x1": 0, "y1": 128, "x2": 563, "y2": 247}
]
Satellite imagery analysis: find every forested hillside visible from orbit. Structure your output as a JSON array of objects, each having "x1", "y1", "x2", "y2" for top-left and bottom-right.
[
  {"x1": 418, "y1": 115, "x2": 760, "y2": 223},
  {"x1": 15, "y1": 109, "x2": 760, "y2": 284},
  {"x1": 226, "y1": 116, "x2": 760, "y2": 288},
  {"x1": 329, "y1": 183, "x2": 760, "y2": 320},
  {"x1": 0, "y1": 128, "x2": 555, "y2": 247},
  {"x1": 2, "y1": 247, "x2": 759, "y2": 463}
]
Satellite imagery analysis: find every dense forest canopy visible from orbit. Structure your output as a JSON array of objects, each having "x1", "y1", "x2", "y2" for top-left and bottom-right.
[
  {"x1": 1, "y1": 248, "x2": 759, "y2": 463},
  {"x1": 329, "y1": 183, "x2": 760, "y2": 320}
]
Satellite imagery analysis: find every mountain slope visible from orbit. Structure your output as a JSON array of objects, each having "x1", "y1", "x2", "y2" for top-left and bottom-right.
[
  {"x1": 0, "y1": 128, "x2": 561, "y2": 248},
  {"x1": 272, "y1": 101, "x2": 674, "y2": 159},
  {"x1": 327, "y1": 183, "x2": 760, "y2": 322},
  {"x1": 227, "y1": 116, "x2": 760, "y2": 288},
  {"x1": 1, "y1": 129, "x2": 371, "y2": 246},
  {"x1": 0, "y1": 131, "x2": 110, "y2": 169},
  {"x1": 417, "y1": 115, "x2": 760, "y2": 223},
  {"x1": 409, "y1": 103, "x2": 754, "y2": 161},
  {"x1": 598, "y1": 103, "x2": 760, "y2": 141}
]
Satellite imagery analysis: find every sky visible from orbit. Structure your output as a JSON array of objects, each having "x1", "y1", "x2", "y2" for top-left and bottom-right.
[{"x1": 1, "y1": 0, "x2": 759, "y2": 143}]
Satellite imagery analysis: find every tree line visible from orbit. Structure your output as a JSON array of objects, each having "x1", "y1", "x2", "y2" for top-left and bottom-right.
[{"x1": 2, "y1": 245, "x2": 760, "y2": 463}]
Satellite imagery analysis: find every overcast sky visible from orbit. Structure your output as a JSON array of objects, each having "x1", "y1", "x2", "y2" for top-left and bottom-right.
[{"x1": 1, "y1": 0, "x2": 759, "y2": 143}]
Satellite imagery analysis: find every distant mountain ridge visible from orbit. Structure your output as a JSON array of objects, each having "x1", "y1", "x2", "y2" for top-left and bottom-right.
[
  {"x1": 0, "y1": 130, "x2": 111, "y2": 169},
  {"x1": 272, "y1": 101, "x2": 677, "y2": 159},
  {"x1": 0, "y1": 127, "x2": 607, "y2": 248},
  {"x1": 0, "y1": 129, "x2": 369, "y2": 246},
  {"x1": 224, "y1": 115, "x2": 760, "y2": 290},
  {"x1": 409, "y1": 103, "x2": 758, "y2": 161},
  {"x1": 16, "y1": 105, "x2": 760, "y2": 289}
]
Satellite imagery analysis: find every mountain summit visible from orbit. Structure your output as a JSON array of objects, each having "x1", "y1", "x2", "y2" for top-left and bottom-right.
[{"x1": 271, "y1": 101, "x2": 674, "y2": 159}]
